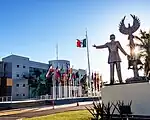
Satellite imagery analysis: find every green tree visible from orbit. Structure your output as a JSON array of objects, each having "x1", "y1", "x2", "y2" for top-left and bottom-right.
[
  {"x1": 26, "y1": 69, "x2": 47, "y2": 97},
  {"x1": 135, "y1": 30, "x2": 150, "y2": 76},
  {"x1": 80, "y1": 74, "x2": 88, "y2": 96}
]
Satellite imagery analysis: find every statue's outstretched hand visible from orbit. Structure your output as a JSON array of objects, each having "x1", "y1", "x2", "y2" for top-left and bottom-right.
[{"x1": 93, "y1": 44, "x2": 96, "y2": 47}]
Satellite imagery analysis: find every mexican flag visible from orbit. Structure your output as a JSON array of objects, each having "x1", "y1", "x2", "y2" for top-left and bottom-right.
[{"x1": 76, "y1": 39, "x2": 86, "y2": 48}]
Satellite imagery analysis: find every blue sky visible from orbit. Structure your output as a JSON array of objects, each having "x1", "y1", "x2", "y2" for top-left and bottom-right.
[{"x1": 0, "y1": 0, "x2": 150, "y2": 82}]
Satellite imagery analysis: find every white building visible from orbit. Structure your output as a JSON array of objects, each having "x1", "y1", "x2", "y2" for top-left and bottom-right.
[
  {"x1": 1, "y1": 55, "x2": 87, "y2": 100},
  {"x1": 2, "y1": 55, "x2": 49, "y2": 100}
]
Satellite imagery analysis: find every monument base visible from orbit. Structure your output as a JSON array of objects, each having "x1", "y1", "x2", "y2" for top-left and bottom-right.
[{"x1": 101, "y1": 82, "x2": 150, "y2": 115}]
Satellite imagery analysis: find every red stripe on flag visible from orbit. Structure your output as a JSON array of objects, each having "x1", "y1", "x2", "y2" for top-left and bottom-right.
[{"x1": 76, "y1": 39, "x2": 81, "y2": 47}]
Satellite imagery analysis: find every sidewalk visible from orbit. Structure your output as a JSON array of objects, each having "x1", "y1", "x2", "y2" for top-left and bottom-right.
[{"x1": 0, "y1": 101, "x2": 93, "y2": 120}]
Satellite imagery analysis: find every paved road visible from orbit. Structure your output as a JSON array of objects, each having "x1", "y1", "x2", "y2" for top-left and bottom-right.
[{"x1": 0, "y1": 101, "x2": 93, "y2": 120}]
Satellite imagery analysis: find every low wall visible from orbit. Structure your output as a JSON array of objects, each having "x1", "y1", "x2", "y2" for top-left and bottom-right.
[
  {"x1": 101, "y1": 82, "x2": 150, "y2": 115},
  {"x1": 0, "y1": 97, "x2": 100, "y2": 110}
]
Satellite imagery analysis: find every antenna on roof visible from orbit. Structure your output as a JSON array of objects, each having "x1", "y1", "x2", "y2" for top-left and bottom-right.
[{"x1": 56, "y1": 43, "x2": 58, "y2": 60}]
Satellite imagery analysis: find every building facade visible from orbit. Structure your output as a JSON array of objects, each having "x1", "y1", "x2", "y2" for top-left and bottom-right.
[
  {"x1": 2, "y1": 55, "x2": 49, "y2": 100},
  {"x1": 0, "y1": 61, "x2": 12, "y2": 97},
  {"x1": 1, "y1": 55, "x2": 87, "y2": 100}
]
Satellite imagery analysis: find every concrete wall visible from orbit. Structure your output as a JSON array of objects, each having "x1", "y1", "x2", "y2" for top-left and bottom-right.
[{"x1": 101, "y1": 82, "x2": 150, "y2": 115}]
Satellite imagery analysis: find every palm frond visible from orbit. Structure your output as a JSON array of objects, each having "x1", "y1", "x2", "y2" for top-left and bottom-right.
[{"x1": 134, "y1": 36, "x2": 145, "y2": 45}]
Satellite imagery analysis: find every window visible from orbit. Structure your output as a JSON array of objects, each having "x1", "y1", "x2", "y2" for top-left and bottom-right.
[
  {"x1": 23, "y1": 84, "x2": 25, "y2": 87},
  {"x1": 16, "y1": 84, "x2": 19, "y2": 87},
  {"x1": 17, "y1": 65, "x2": 19, "y2": 68},
  {"x1": 23, "y1": 66, "x2": 26, "y2": 68},
  {"x1": 16, "y1": 74, "x2": 19, "y2": 77},
  {"x1": 23, "y1": 75, "x2": 26, "y2": 78},
  {"x1": 16, "y1": 94, "x2": 19, "y2": 96},
  {"x1": 23, "y1": 94, "x2": 25, "y2": 96}
]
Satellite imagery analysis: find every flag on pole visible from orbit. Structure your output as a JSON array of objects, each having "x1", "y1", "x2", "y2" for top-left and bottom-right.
[
  {"x1": 100, "y1": 75, "x2": 103, "y2": 88},
  {"x1": 94, "y1": 72, "x2": 97, "y2": 90},
  {"x1": 76, "y1": 39, "x2": 86, "y2": 48},
  {"x1": 46, "y1": 64, "x2": 54, "y2": 78},
  {"x1": 91, "y1": 72, "x2": 94, "y2": 80},
  {"x1": 66, "y1": 63, "x2": 70, "y2": 74},
  {"x1": 96, "y1": 73, "x2": 100, "y2": 91},
  {"x1": 55, "y1": 66, "x2": 61, "y2": 81}
]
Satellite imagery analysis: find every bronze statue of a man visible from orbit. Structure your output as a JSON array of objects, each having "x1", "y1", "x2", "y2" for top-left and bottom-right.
[{"x1": 93, "y1": 34, "x2": 129, "y2": 84}]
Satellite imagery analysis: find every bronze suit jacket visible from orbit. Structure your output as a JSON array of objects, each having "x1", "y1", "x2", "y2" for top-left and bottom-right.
[{"x1": 96, "y1": 41, "x2": 127, "y2": 64}]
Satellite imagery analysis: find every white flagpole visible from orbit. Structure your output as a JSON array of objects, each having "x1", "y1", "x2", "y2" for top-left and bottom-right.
[
  {"x1": 85, "y1": 29, "x2": 91, "y2": 93},
  {"x1": 56, "y1": 43, "x2": 58, "y2": 60},
  {"x1": 71, "y1": 65, "x2": 74, "y2": 97}
]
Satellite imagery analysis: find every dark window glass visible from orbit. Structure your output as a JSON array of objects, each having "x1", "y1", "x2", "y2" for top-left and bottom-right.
[
  {"x1": 16, "y1": 84, "x2": 19, "y2": 87},
  {"x1": 23, "y1": 75, "x2": 26, "y2": 78},
  {"x1": 23, "y1": 66, "x2": 26, "y2": 68},
  {"x1": 23, "y1": 84, "x2": 25, "y2": 87},
  {"x1": 23, "y1": 94, "x2": 25, "y2": 96},
  {"x1": 17, "y1": 74, "x2": 19, "y2": 77},
  {"x1": 17, "y1": 65, "x2": 19, "y2": 68}
]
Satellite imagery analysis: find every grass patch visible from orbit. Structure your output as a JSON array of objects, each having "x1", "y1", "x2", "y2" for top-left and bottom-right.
[{"x1": 24, "y1": 110, "x2": 92, "y2": 120}]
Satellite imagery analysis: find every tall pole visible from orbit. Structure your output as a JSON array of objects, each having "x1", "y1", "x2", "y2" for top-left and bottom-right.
[
  {"x1": 56, "y1": 43, "x2": 58, "y2": 60},
  {"x1": 85, "y1": 29, "x2": 91, "y2": 92},
  {"x1": 56, "y1": 43, "x2": 59, "y2": 99}
]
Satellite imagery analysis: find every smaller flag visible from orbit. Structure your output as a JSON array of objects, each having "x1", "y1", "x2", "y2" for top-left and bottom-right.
[
  {"x1": 91, "y1": 72, "x2": 94, "y2": 80},
  {"x1": 75, "y1": 71, "x2": 79, "y2": 78},
  {"x1": 55, "y1": 66, "x2": 61, "y2": 81},
  {"x1": 94, "y1": 72, "x2": 97, "y2": 90},
  {"x1": 69, "y1": 68, "x2": 73, "y2": 74},
  {"x1": 76, "y1": 39, "x2": 86, "y2": 48},
  {"x1": 60, "y1": 65, "x2": 64, "y2": 74},
  {"x1": 66, "y1": 63, "x2": 70, "y2": 74},
  {"x1": 94, "y1": 72, "x2": 96, "y2": 81},
  {"x1": 46, "y1": 64, "x2": 54, "y2": 78},
  {"x1": 71, "y1": 73, "x2": 76, "y2": 79}
]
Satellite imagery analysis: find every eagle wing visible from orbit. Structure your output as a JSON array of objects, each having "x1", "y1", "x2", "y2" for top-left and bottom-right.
[
  {"x1": 119, "y1": 16, "x2": 129, "y2": 35},
  {"x1": 130, "y1": 14, "x2": 140, "y2": 33}
]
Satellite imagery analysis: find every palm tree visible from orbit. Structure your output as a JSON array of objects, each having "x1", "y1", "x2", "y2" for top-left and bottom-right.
[{"x1": 135, "y1": 30, "x2": 150, "y2": 76}]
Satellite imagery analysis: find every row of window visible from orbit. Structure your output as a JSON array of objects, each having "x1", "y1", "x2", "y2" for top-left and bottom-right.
[
  {"x1": 16, "y1": 84, "x2": 26, "y2": 87},
  {"x1": 17, "y1": 65, "x2": 26, "y2": 68},
  {"x1": 16, "y1": 93, "x2": 25, "y2": 96},
  {"x1": 16, "y1": 74, "x2": 26, "y2": 78},
  {"x1": 29, "y1": 67, "x2": 47, "y2": 73}
]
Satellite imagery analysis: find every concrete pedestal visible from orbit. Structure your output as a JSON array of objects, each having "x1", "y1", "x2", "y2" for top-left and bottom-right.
[{"x1": 101, "y1": 82, "x2": 150, "y2": 115}]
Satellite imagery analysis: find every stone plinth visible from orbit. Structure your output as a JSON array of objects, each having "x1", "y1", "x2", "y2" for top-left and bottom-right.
[{"x1": 101, "y1": 82, "x2": 150, "y2": 115}]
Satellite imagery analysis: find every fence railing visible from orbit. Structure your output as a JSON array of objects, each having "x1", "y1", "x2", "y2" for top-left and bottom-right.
[
  {"x1": 0, "y1": 93, "x2": 100, "y2": 103},
  {"x1": 0, "y1": 96, "x2": 12, "y2": 102}
]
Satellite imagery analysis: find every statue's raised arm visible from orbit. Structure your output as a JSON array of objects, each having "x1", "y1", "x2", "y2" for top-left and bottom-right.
[{"x1": 92, "y1": 43, "x2": 107, "y2": 49}]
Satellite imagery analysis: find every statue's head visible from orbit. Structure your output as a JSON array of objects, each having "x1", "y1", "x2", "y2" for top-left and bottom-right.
[{"x1": 110, "y1": 34, "x2": 115, "y2": 41}]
